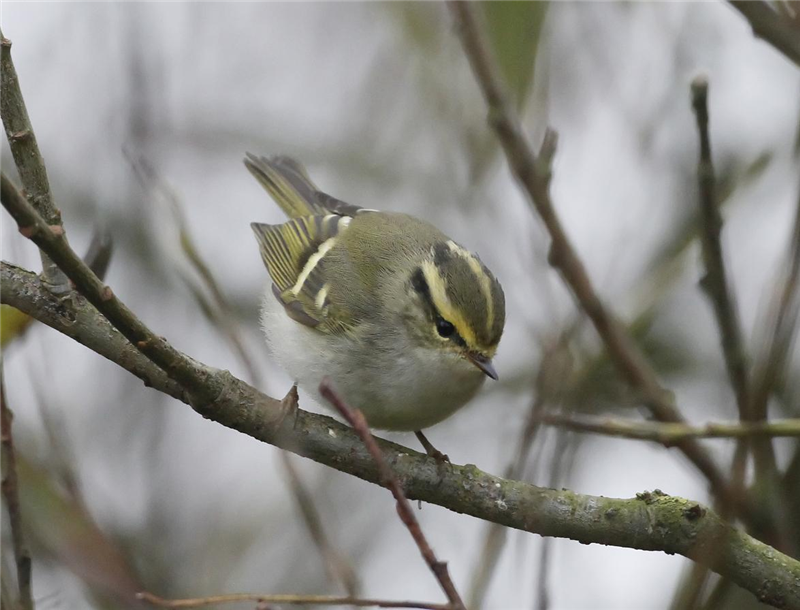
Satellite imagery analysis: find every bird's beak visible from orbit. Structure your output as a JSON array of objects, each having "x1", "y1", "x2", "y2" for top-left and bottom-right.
[{"x1": 467, "y1": 352, "x2": 499, "y2": 380}]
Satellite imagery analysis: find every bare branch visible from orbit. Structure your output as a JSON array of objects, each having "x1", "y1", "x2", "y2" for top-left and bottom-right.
[
  {"x1": 128, "y1": 154, "x2": 362, "y2": 596},
  {"x1": 0, "y1": 171, "x2": 242, "y2": 413},
  {"x1": 0, "y1": 33, "x2": 69, "y2": 293},
  {"x1": 751, "y1": 185, "x2": 800, "y2": 459},
  {"x1": 137, "y1": 591, "x2": 450, "y2": 609},
  {"x1": 536, "y1": 412, "x2": 800, "y2": 443},
  {"x1": 468, "y1": 336, "x2": 572, "y2": 608},
  {"x1": 3, "y1": 263, "x2": 800, "y2": 609},
  {"x1": 125, "y1": 152, "x2": 262, "y2": 385},
  {"x1": 445, "y1": 0, "x2": 736, "y2": 512},
  {"x1": 728, "y1": 1, "x2": 800, "y2": 69},
  {"x1": 690, "y1": 76, "x2": 753, "y2": 491},
  {"x1": 319, "y1": 380, "x2": 465, "y2": 610},
  {"x1": 0, "y1": 364, "x2": 34, "y2": 610},
  {"x1": 83, "y1": 227, "x2": 114, "y2": 282},
  {"x1": 1, "y1": 38, "x2": 799, "y2": 604},
  {"x1": 281, "y1": 452, "x2": 360, "y2": 596}
]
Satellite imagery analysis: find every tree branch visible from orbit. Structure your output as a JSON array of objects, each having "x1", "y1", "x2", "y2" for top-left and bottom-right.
[
  {"x1": 728, "y1": 1, "x2": 800, "y2": 69},
  {"x1": 3, "y1": 264, "x2": 800, "y2": 609},
  {"x1": 137, "y1": 591, "x2": 451, "y2": 609},
  {"x1": 125, "y1": 153, "x2": 360, "y2": 597},
  {"x1": 751, "y1": 184, "x2": 800, "y2": 466},
  {"x1": 320, "y1": 380, "x2": 465, "y2": 610},
  {"x1": 280, "y1": 452, "x2": 360, "y2": 597},
  {"x1": 0, "y1": 363, "x2": 34, "y2": 610},
  {"x1": 2, "y1": 21, "x2": 799, "y2": 605},
  {"x1": 537, "y1": 412, "x2": 800, "y2": 444},
  {"x1": 445, "y1": 0, "x2": 738, "y2": 513},
  {"x1": 0, "y1": 32, "x2": 69, "y2": 293},
  {"x1": 0, "y1": 171, "x2": 244, "y2": 415},
  {"x1": 690, "y1": 76, "x2": 754, "y2": 490}
]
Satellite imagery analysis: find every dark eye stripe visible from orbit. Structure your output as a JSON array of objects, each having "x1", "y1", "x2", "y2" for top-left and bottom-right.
[
  {"x1": 433, "y1": 242, "x2": 451, "y2": 268},
  {"x1": 410, "y1": 267, "x2": 466, "y2": 347},
  {"x1": 411, "y1": 267, "x2": 431, "y2": 301}
]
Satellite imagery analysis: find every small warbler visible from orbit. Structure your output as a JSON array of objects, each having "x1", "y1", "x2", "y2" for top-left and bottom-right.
[{"x1": 247, "y1": 154, "x2": 505, "y2": 450}]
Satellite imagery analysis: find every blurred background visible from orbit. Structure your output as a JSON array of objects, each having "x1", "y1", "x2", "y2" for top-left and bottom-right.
[{"x1": 1, "y1": 2, "x2": 799, "y2": 609}]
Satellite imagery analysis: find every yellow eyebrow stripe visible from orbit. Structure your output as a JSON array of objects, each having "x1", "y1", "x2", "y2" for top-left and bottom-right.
[
  {"x1": 421, "y1": 260, "x2": 478, "y2": 348},
  {"x1": 447, "y1": 240, "x2": 494, "y2": 336}
]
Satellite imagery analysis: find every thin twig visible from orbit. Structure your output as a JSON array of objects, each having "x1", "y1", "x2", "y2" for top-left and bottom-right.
[
  {"x1": 700, "y1": 575, "x2": 733, "y2": 610},
  {"x1": 0, "y1": 172, "x2": 233, "y2": 412},
  {"x1": 125, "y1": 152, "x2": 262, "y2": 384},
  {"x1": 29, "y1": 230, "x2": 113, "y2": 506},
  {"x1": 670, "y1": 561, "x2": 712, "y2": 610},
  {"x1": 468, "y1": 336, "x2": 572, "y2": 608},
  {"x1": 0, "y1": 363, "x2": 34, "y2": 610},
  {"x1": 1, "y1": 91, "x2": 798, "y2": 610},
  {"x1": 126, "y1": 154, "x2": 360, "y2": 594},
  {"x1": 750, "y1": 183, "x2": 800, "y2": 471},
  {"x1": 690, "y1": 76, "x2": 752, "y2": 493},
  {"x1": 4, "y1": 168, "x2": 360, "y2": 598},
  {"x1": 319, "y1": 379, "x2": 465, "y2": 610},
  {"x1": 137, "y1": 591, "x2": 449, "y2": 609},
  {"x1": 728, "y1": 1, "x2": 800, "y2": 69},
  {"x1": 4, "y1": 263, "x2": 800, "y2": 610},
  {"x1": 83, "y1": 227, "x2": 114, "y2": 282},
  {"x1": 466, "y1": 396, "x2": 544, "y2": 609},
  {"x1": 0, "y1": 227, "x2": 110, "y2": 350},
  {"x1": 536, "y1": 412, "x2": 800, "y2": 443},
  {"x1": 741, "y1": 178, "x2": 800, "y2": 558},
  {"x1": 446, "y1": 0, "x2": 736, "y2": 512},
  {"x1": 0, "y1": 32, "x2": 69, "y2": 293},
  {"x1": 1, "y1": 76, "x2": 799, "y2": 606},
  {"x1": 281, "y1": 452, "x2": 360, "y2": 597},
  {"x1": 178, "y1": 167, "x2": 355, "y2": 583},
  {"x1": 1, "y1": 563, "x2": 17, "y2": 610}
]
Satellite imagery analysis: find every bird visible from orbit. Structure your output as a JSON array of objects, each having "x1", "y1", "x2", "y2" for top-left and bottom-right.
[{"x1": 246, "y1": 153, "x2": 505, "y2": 456}]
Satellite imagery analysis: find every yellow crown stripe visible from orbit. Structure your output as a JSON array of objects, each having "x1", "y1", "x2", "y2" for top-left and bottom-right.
[
  {"x1": 446, "y1": 241, "x2": 494, "y2": 335},
  {"x1": 421, "y1": 260, "x2": 478, "y2": 348}
]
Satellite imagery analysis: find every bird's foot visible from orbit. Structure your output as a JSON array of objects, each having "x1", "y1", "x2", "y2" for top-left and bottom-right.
[{"x1": 415, "y1": 430, "x2": 450, "y2": 464}]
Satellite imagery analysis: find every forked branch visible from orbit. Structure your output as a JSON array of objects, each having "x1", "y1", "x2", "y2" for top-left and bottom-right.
[{"x1": 445, "y1": 0, "x2": 740, "y2": 516}]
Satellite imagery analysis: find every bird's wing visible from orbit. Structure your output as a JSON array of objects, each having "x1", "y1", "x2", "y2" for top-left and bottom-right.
[{"x1": 251, "y1": 214, "x2": 354, "y2": 333}]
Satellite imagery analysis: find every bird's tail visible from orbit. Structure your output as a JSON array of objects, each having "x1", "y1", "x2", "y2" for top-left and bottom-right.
[{"x1": 244, "y1": 153, "x2": 329, "y2": 218}]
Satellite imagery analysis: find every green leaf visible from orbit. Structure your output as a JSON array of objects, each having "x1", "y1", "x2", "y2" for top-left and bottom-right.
[
  {"x1": 1, "y1": 305, "x2": 32, "y2": 348},
  {"x1": 482, "y1": 1, "x2": 548, "y2": 106}
]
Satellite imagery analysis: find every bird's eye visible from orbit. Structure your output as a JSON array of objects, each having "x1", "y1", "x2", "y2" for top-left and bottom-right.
[{"x1": 436, "y1": 317, "x2": 455, "y2": 338}]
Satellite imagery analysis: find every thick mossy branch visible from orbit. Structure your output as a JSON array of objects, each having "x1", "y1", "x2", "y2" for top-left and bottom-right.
[{"x1": 2, "y1": 262, "x2": 800, "y2": 609}]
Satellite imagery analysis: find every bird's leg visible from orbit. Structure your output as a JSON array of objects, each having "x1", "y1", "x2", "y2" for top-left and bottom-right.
[{"x1": 415, "y1": 430, "x2": 449, "y2": 463}]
